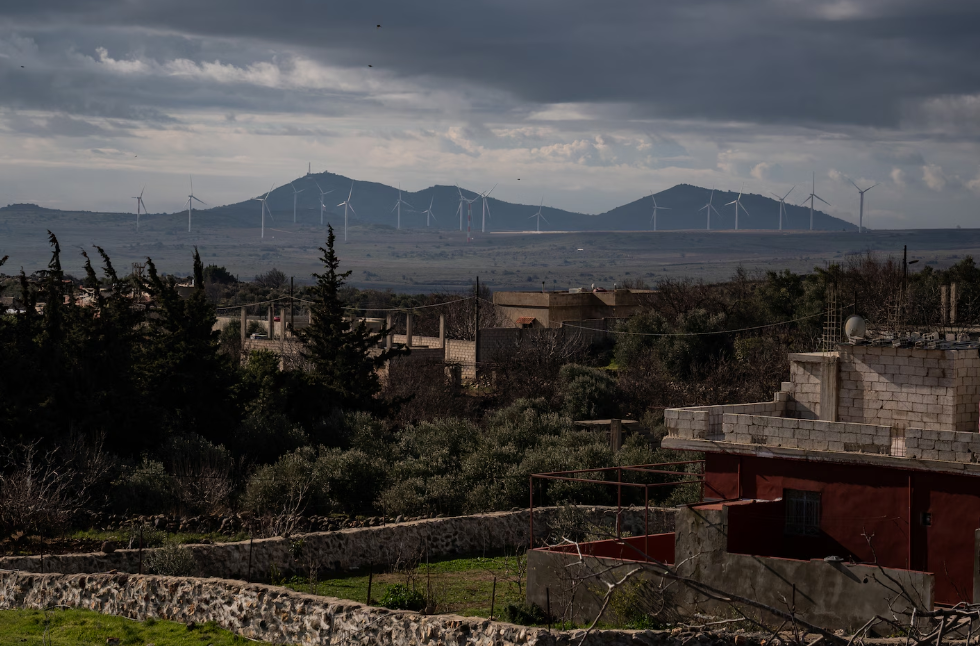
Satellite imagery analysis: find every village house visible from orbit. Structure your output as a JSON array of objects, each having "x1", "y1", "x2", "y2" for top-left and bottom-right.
[{"x1": 528, "y1": 333, "x2": 980, "y2": 628}]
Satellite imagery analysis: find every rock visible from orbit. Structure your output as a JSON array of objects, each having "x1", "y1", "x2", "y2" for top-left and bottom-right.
[
  {"x1": 100, "y1": 541, "x2": 116, "y2": 554},
  {"x1": 395, "y1": 515, "x2": 403, "y2": 523}
]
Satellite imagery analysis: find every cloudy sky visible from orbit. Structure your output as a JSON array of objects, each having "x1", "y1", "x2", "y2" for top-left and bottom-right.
[{"x1": 1, "y1": 0, "x2": 979, "y2": 228}]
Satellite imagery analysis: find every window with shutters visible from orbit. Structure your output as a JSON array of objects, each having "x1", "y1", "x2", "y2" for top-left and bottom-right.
[{"x1": 784, "y1": 489, "x2": 821, "y2": 536}]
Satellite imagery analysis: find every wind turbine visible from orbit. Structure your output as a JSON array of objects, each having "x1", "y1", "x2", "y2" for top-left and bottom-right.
[
  {"x1": 650, "y1": 191, "x2": 670, "y2": 231},
  {"x1": 848, "y1": 178, "x2": 878, "y2": 233},
  {"x1": 478, "y1": 184, "x2": 497, "y2": 233},
  {"x1": 800, "y1": 172, "x2": 830, "y2": 231},
  {"x1": 132, "y1": 187, "x2": 147, "y2": 231},
  {"x1": 725, "y1": 184, "x2": 751, "y2": 231},
  {"x1": 529, "y1": 199, "x2": 548, "y2": 232},
  {"x1": 290, "y1": 183, "x2": 305, "y2": 224},
  {"x1": 252, "y1": 184, "x2": 275, "y2": 239},
  {"x1": 455, "y1": 186, "x2": 479, "y2": 241},
  {"x1": 184, "y1": 176, "x2": 206, "y2": 233},
  {"x1": 699, "y1": 188, "x2": 721, "y2": 230},
  {"x1": 391, "y1": 184, "x2": 413, "y2": 230},
  {"x1": 315, "y1": 182, "x2": 334, "y2": 226},
  {"x1": 770, "y1": 186, "x2": 795, "y2": 231},
  {"x1": 336, "y1": 183, "x2": 357, "y2": 242},
  {"x1": 420, "y1": 196, "x2": 437, "y2": 227}
]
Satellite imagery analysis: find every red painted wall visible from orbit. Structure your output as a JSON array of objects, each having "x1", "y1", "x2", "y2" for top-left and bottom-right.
[
  {"x1": 704, "y1": 453, "x2": 980, "y2": 605},
  {"x1": 540, "y1": 533, "x2": 675, "y2": 565}
]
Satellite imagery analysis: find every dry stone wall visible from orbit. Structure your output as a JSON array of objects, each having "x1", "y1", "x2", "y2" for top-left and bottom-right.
[
  {"x1": 0, "y1": 570, "x2": 747, "y2": 646},
  {"x1": 0, "y1": 508, "x2": 672, "y2": 581}
]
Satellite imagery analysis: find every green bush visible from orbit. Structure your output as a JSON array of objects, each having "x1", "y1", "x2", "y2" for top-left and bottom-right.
[
  {"x1": 501, "y1": 602, "x2": 547, "y2": 626},
  {"x1": 233, "y1": 411, "x2": 308, "y2": 464},
  {"x1": 241, "y1": 447, "x2": 328, "y2": 516},
  {"x1": 112, "y1": 458, "x2": 176, "y2": 514},
  {"x1": 559, "y1": 364, "x2": 618, "y2": 420},
  {"x1": 144, "y1": 539, "x2": 196, "y2": 576},
  {"x1": 379, "y1": 584, "x2": 426, "y2": 611}
]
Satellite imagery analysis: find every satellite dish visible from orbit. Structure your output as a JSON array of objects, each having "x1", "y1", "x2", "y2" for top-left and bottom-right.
[{"x1": 844, "y1": 314, "x2": 866, "y2": 341}]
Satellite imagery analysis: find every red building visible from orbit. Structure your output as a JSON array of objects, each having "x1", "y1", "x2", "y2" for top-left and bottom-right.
[{"x1": 664, "y1": 343, "x2": 980, "y2": 606}]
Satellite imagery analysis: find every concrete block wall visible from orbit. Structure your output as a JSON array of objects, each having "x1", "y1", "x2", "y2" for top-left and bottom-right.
[
  {"x1": 787, "y1": 358, "x2": 824, "y2": 419},
  {"x1": 722, "y1": 414, "x2": 893, "y2": 454},
  {"x1": 903, "y1": 427, "x2": 980, "y2": 462},
  {"x1": 836, "y1": 346, "x2": 980, "y2": 433},
  {"x1": 445, "y1": 339, "x2": 476, "y2": 378},
  {"x1": 665, "y1": 401, "x2": 785, "y2": 441}
]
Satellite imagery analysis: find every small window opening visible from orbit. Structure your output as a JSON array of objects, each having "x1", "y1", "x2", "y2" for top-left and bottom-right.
[{"x1": 785, "y1": 489, "x2": 821, "y2": 537}]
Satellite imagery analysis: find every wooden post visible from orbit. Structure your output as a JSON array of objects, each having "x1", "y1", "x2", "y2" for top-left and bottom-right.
[
  {"x1": 367, "y1": 567, "x2": 374, "y2": 605},
  {"x1": 247, "y1": 536, "x2": 254, "y2": 583},
  {"x1": 406, "y1": 312, "x2": 413, "y2": 348},
  {"x1": 281, "y1": 307, "x2": 286, "y2": 354},
  {"x1": 439, "y1": 314, "x2": 446, "y2": 349},
  {"x1": 386, "y1": 314, "x2": 393, "y2": 350},
  {"x1": 240, "y1": 307, "x2": 246, "y2": 353},
  {"x1": 267, "y1": 307, "x2": 274, "y2": 340},
  {"x1": 490, "y1": 576, "x2": 497, "y2": 620},
  {"x1": 139, "y1": 524, "x2": 144, "y2": 575},
  {"x1": 941, "y1": 285, "x2": 949, "y2": 326}
]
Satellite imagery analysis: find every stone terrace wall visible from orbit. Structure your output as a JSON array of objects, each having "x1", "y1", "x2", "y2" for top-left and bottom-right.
[
  {"x1": 0, "y1": 508, "x2": 672, "y2": 581},
  {"x1": 0, "y1": 570, "x2": 743, "y2": 646}
]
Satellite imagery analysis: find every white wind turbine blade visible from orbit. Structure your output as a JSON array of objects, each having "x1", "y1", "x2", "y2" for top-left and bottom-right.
[
  {"x1": 725, "y1": 198, "x2": 738, "y2": 206},
  {"x1": 191, "y1": 196, "x2": 206, "y2": 205},
  {"x1": 866, "y1": 183, "x2": 879, "y2": 192},
  {"x1": 739, "y1": 202, "x2": 751, "y2": 216},
  {"x1": 710, "y1": 204, "x2": 722, "y2": 217},
  {"x1": 814, "y1": 194, "x2": 831, "y2": 206},
  {"x1": 848, "y1": 178, "x2": 861, "y2": 192},
  {"x1": 347, "y1": 203, "x2": 358, "y2": 218},
  {"x1": 782, "y1": 186, "x2": 795, "y2": 200}
]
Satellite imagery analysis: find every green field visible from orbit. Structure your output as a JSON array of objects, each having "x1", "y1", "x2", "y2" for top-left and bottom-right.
[
  {"x1": 281, "y1": 553, "x2": 528, "y2": 620},
  {"x1": 0, "y1": 609, "x2": 272, "y2": 645}
]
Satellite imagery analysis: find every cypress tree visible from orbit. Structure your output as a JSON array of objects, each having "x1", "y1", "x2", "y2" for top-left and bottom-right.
[{"x1": 297, "y1": 225, "x2": 406, "y2": 412}]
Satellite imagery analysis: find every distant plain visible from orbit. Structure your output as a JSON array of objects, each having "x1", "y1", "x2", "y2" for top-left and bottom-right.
[{"x1": 1, "y1": 204, "x2": 976, "y2": 291}]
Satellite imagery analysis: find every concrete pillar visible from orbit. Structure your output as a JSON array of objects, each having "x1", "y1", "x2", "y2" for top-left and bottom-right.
[
  {"x1": 610, "y1": 419, "x2": 623, "y2": 452},
  {"x1": 941, "y1": 285, "x2": 949, "y2": 326},
  {"x1": 439, "y1": 314, "x2": 446, "y2": 349},
  {"x1": 281, "y1": 307, "x2": 286, "y2": 352},
  {"x1": 951, "y1": 283, "x2": 958, "y2": 325},
  {"x1": 386, "y1": 314, "x2": 393, "y2": 350},
  {"x1": 406, "y1": 313, "x2": 413, "y2": 348},
  {"x1": 267, "y1": 307, "x2": 274, "y2": 340},
  {"x1": 818, "y1": 356, "x2": 840, "y2": 422}
]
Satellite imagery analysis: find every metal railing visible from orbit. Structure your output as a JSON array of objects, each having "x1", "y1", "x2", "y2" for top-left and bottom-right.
[{"x1": 528, "y1": 460, "x2": 705, "y2": 554}]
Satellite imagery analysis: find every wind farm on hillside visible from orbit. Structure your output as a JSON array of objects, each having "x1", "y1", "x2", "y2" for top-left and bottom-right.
[{"x1": 2, "y1": 166, "x2": 973, "y2": 290}]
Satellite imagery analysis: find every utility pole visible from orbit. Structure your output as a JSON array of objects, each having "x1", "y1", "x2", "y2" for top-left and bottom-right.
[
  {"x1": 290, "y1": 277, "x2": 294, "y2": 334},
  {"x1": 475, "y1": 276, "x2": 480, "y2": 365}
]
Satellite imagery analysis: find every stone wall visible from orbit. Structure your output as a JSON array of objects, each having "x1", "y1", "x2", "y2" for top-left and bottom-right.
[
  {"x1": 0, "y1": 508, "x2": 671, "y2": 581},
  {"x1": 0, "y1": 570, "x2": 740, "y2": 646}
]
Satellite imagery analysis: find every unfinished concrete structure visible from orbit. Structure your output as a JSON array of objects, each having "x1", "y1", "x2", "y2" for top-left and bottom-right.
[
  {"x1": 528, "y1": 341, "x2": 980, "y2": 628},
  {"x1": 493, "y1": 288, "x2": 653, "y2": 328}
]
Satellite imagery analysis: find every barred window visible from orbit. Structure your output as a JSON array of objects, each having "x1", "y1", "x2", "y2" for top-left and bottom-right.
[{"x1": 784, "y1": 489, "x2": 821, "y2": 536}]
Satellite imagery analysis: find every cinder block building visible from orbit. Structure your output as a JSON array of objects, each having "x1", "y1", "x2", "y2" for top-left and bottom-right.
[
  {"x1": 493, "y1": 288, "x2": 653, "y2": 328},
  {"x1": 527, "y1": 340, "x2": 980, "y2": 627}
]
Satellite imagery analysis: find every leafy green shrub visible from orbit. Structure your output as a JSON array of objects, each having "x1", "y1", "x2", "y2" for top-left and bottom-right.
[
  {"x1": 559, "y1": 364, "x2": 617, "y2": 420},
  {"x1": 112, "y1": 458, "x2": 176, "y2": 514},
  {"x1": 241, "y1": 446, "x2": 327, "y2": 516},
  {"x1": 379, "y1": 584, "x2": 426, "y2": 611},
  {"x1": 608, "y1": 578, "x2": 674, "y2": 629},
  {"x1": 233, "y1": 411, "x2": 308, "y2": 464},
  {"x1": 501, "y1": 602, "x2": 547, "y2": 626},
  {"x1": 144, "y1": 539, "x2": 196, "y2": 576}
]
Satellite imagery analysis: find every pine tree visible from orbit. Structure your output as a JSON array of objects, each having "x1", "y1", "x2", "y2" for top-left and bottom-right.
[{"x1": 297, "y1": 225, "x2": 406, "y2": 412}]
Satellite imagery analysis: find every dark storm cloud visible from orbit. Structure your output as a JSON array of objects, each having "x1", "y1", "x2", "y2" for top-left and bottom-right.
[{"x1": 2, "y1": 0, "x2": 979, "y2": 131}]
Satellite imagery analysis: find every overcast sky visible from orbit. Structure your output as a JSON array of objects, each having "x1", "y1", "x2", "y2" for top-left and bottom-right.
[{"x1": 1, "y1": 0, "x2": 979, "y2": 228}]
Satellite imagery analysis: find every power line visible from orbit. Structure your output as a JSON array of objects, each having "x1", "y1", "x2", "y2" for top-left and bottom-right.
[{"x1": 560, "y1": 312, "x2": 822, "y2": 338}]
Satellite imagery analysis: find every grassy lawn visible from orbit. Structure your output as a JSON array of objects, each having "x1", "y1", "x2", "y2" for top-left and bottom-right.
[
  {"x1": 281, "y1": 553, "x2": 529, "y2": 619},
  {"x1": 0, "y1": 608, "x2": 275, "y2": 645}
]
